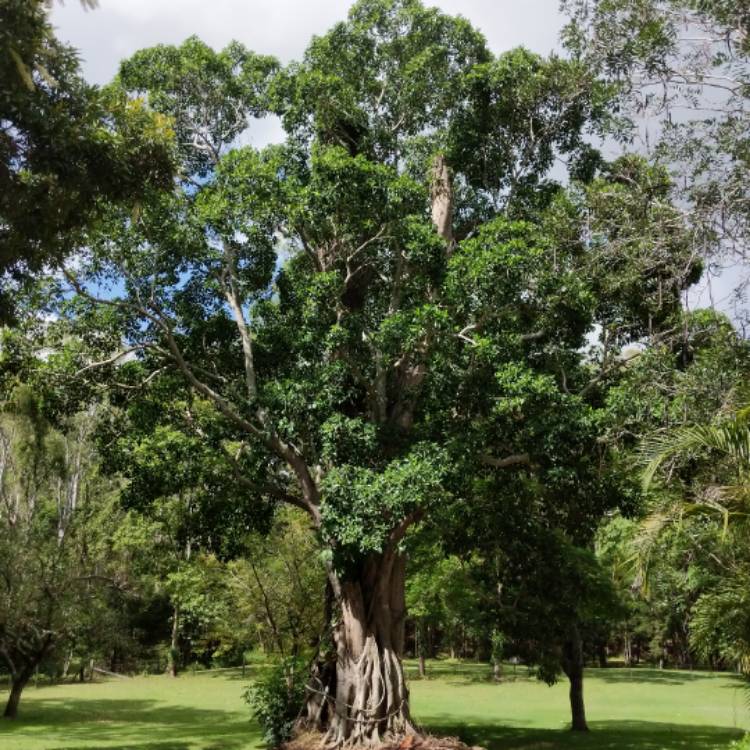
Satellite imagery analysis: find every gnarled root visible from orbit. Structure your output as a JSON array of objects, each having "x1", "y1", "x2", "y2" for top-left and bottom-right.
[
  {"x1": 284, "y1": 730, "x2": 485, "y2": 750},
  {"x1": 298, "y1": 636, "x2": 417, "y2": 747}
]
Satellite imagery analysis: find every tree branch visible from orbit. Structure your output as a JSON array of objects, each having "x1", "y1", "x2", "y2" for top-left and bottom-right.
[{"x1": 481, "y1": 453, "x2": 531, "y2": 469}]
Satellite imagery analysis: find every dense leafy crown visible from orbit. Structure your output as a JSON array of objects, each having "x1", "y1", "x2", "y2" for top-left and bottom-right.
[{"x1": 16, "y1": 0, "x2": 696, "y2": 576}]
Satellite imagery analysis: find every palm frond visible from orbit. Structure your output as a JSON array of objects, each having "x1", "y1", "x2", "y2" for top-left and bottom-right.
[
  {"x1": 631, "y1": 504, "x2": 682, "y2": 593},
  {"x1": 640, "y1": 422, "x2": 750, "y2": 491}
]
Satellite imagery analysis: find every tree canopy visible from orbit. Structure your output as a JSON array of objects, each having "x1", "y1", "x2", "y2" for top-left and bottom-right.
[{"x1": 1, "y1": 0, "x2": 749, "y2": 744}]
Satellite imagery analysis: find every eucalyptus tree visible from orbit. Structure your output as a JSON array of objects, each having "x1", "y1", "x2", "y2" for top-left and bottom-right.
[
  {"x1": 562, "y1": 0, "x2": 750, "y2": 325},
  {"x1": 0, "y1": 386, "x2": 121, "y2": 718},
  {"x1": 48, "y1": 0, "x2": 688, "y2": 742},
  {"x1": 226, "y1": 508, "x2": 326, "y2": 659}
]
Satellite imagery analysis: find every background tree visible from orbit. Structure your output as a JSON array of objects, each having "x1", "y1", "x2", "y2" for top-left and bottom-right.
[
  {"x1": 639, "y1": 371, "x2": 750, "y2": 671},
  {"x1": 595, "y1": 309, "x2": 750, "y2": 670},
  {"x1": 227, "y1": 508, "x2": 326, "y2": 660},
  {"x1": 562, "y1": 0, "x2": 750, "y2": 327},
  {"x1": 0, "y1": 387, "x2": 122, "y2": 718},
  {"x1": 0, "y1": 0, "x2": 174, "y2": 322}
]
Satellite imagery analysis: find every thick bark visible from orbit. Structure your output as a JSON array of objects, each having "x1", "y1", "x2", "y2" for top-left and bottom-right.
[
  {"x1": 561, "y1": 627, "x2": 589, "y2": 732},
  {"x1": 300, "y1": 551, "x2": 418, "y2": 746}
]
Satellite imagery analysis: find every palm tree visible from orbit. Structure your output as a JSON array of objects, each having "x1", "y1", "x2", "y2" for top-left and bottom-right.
[
  {"x1": 637, "y1": 390, "x2": 750, "y2": 676},
  {"x1": 640, "y1": 380, "x2": 750, "y2": 526}
]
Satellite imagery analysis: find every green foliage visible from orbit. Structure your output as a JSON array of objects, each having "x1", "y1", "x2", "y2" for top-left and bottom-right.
[
  {"x1": 406, "y1": 542, "x2": 489, "y2": 657},
  {"x1": 0, "y1": 387, "x2": 131, "y2": 714},
  {"x1": 570, "y1": 156, "x2": 701, "y2": 335},
  {"x1": 562, "y1": 0, "x2": 750, "y2": 325},
  {"x1": 117, "y1": 36, "x2": 278, "y2": 178},
  {"x1": 594, "y1": 308, "x2": 750, "y2": 670},
  {"x1": 448, "y1": 47, "x2": 614, "y2": 210},
  {"x1": 244, "y1": 657, "x2": 306, "y2": 747},
  {"x1": 272, "y1": 0, "x2": 489, "y2": 156},
  {"x1": 321, "y1": 444, "x2": 448, "y2": 569},
  {"x1": 226, "y1": 508, "x2": 326, "y2": 657},
  {"x1": 0, "y1": 0, "x2": 174, "y2": 321},
  {"x1": 7, "y1": 2, "x2": 738, "y2": 728},
  {"x1": 691, "y1": 576, "x2": 750, "y2": 672}
]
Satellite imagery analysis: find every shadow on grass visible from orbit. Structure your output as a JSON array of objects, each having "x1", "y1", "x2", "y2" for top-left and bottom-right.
[
  {"x1": 0, "y1": 698, "x2": 257, "y2": 749},
  {"x1": 427, "y1": 720, "x2": 745, "y2": 750},
  {"x1": 407, "y1": 662, "x2": 745, "y2": 688},
  {"x1": 181, "y1": 668, "x2": 250, "y2": 682},
  {"x1": 593, "y1": 667, "x2": 742, "y2": 686},
  {"x1": 405, "y1": 665, "x2": 533, "y2": 687}
]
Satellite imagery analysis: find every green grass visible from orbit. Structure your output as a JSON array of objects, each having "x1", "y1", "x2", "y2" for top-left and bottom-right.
[{"x1": 0, "y1": 662, "x2": 747, "y2": 750}]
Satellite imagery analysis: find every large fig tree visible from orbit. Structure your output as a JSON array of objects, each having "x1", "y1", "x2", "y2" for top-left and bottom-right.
[{"x1": 44, "y1": 0, "x2": 690, "y2": 742}]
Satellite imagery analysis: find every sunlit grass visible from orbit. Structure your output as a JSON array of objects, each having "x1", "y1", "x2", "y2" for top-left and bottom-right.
[{"x1": 0, "y1": 661, "x2": 747, "y2": 750}]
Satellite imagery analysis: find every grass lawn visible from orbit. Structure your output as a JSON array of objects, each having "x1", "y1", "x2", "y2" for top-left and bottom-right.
[{"x1": 0, "y1": 662, "x2": 747, "y2": 750}]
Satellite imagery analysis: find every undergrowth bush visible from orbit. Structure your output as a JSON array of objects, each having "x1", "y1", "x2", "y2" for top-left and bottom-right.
[{"x1": 244, "y1": 657, "x2": 306, "y2": 746}]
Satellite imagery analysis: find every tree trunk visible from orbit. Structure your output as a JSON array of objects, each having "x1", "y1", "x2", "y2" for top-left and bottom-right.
[
  {"x1": 169, "y1": 604, "x2": 180, "y2": 678},
  {"x1": 62, "y1": 649, "x2": 72, "y2": 679},
  {"x1": 567, "y1": 667, "x2": 588, "y2": 732},
  {"x1": 3, "y1": 664, "x2": 34, "y2": 720},
  {"x1": 493, "y1": 660, "x2": 502, "y2": 683},
  {"x1": 416, "y1": 623, "x2": 426, "y2": 679},
  {"x1": 430, "y1": 154, "x2": 453, "y2": 248},
  {"x1": 561, "y1": 627, "x2": 588, "y2": 732},
  {"x1": 300, "y1": 551, "x2": 418, "y2": 745},
  {"x1": 3, "y1": 678, "x2": 26, "y2": 719},
  {"x1": 597, "y1": 643, "x2": 607, "y2": 669},
  {"x1": 623, "y1": 631, "x2": 632, "y2": 667}
]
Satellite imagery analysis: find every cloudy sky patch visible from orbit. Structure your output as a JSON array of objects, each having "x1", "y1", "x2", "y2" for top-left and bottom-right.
[{"x1": 51, "y1": 0, "x2": 564, "y2": 85}]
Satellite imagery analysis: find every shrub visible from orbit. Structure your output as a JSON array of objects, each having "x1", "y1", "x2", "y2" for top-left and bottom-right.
[{"x1": 244, "y1": 657, "x2": 306, "y2": 747}]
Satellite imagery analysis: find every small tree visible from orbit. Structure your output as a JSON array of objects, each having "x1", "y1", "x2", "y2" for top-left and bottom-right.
[{"x1": 0, "y1": 388, "x2": 120, "y2": 718}]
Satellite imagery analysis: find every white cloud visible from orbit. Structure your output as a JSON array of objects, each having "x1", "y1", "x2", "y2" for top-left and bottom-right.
[{"x1": 51, "y1": 0, "x2": 564, "y2": 86}]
